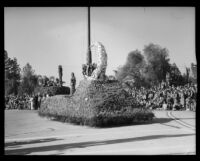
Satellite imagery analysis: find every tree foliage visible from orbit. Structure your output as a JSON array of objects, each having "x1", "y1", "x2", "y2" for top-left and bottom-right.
[
  {"x1": 4, "y1": 51, "x2": 67, "y2": 96},
  {"x1": 190, "y1": 63, "x2": 197, "y2": 83},
  {"x1": 143, "y1": 43, "x2": 171, "y2": 84},
  {"x1": 18, "y1": 63, "x2": 38, "y2": 95},
  {"x1": 4, "y1": 50, "x2": 21, "y2": 95},
  {"x1": 115, "y1": 43, "x2": 172, "y2": 88},
  {"x1": 169, "y1": 63, "x2": 183, "y2": 86},
  {"x1": 115, "y1": 50, "x2": 145, "y2": 83},
  {"x1": 21, "y1": 62, "x2": 35, "y2": 78}
]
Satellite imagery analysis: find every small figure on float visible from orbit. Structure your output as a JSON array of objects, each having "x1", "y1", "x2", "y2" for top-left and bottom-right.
[{"x1": 70, "y1": 72, "x2": 76, "y2": 95}]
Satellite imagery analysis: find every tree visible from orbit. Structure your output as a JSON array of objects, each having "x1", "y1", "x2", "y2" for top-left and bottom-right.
[
  {"x1": 190, "y1": 63, "x2": 197, "y2": 83},
  {"x1": 5, "y1": 50, "x2": 11, "y2": 72},
  {"x1": 58, "y1": 65, "x2": 63, "y2": 86},
  {"x1": 18, "y1": 63, "x2": 38, "y2": 95},
  {"x1": 185, "y1": 67, "x2": 191, "y2": 84},
  {"x1": 116, "y1": 50, "x2": 145, "y2": 82},
  {"x1": 21, "y1": 63, "x2": 35, "y2": 79},
  {"x1": 4, "y1": 51, "x2": 21, "y2": 95},
  {"x1": 143, "y1": 43, "x2": 171, "y2": 84},
  {"x1": 181, "y1": 73, "x2": 188, "y2": 85},
  {"x1": 169, "y1": 63, "x2": 183, "y2": 86},
  {"x1": 5, "y1": 50, "x2": 10, "y2": 83}
]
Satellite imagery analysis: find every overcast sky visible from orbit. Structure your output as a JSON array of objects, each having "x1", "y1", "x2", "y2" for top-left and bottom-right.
[{"x1": 4, "y1": 7, "x2": 196, "y2": 86}]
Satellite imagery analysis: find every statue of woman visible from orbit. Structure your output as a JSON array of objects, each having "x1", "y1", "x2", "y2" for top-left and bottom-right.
[{"x1": 70, "y1": 72, "x2": 76, "y2": 95}]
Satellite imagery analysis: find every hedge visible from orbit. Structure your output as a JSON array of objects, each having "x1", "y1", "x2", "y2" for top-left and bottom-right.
[
  {"x1": 34, "y1": 86, "x2": 70, "y2": 96},
  {"x1": 38, "y1": 79, "x2": 154, "y2": 127}
]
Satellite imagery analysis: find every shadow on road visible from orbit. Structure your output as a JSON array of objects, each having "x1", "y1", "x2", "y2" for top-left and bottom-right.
[
  {"x1": 5, "y1": 133, "x2": 194, "y2": 155},
  {"x1": 151, "y1": 118, "x2": 174, "y2": 124},
  {"x1": 95, "y1": 117, "x2": 176, "y2": 129},
  {"x1": 150, "y1": 118, "x2": 182, "y2": 129},
  {"x1": 5, "y1": 138, "x2": 63, "y2": 148}
]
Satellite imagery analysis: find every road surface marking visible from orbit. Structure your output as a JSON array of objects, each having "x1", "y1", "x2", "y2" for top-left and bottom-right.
[{"x1": 167, "y1": 111, "x2": 195, "y2": 131}]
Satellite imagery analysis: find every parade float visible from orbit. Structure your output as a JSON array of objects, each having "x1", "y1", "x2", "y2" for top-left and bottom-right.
[{"x1": 38, "y1": 42, "x2": 154, "y2": 127}]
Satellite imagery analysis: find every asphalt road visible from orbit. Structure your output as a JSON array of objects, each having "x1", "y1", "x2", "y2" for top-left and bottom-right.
[{"x1": 4, "y1": 110, "x2": 195, "y2": 155}]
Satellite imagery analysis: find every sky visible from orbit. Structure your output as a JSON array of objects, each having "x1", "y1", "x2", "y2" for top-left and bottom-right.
[{"x1": 4, "y1": 7, "x2": 196, "y2": 86}]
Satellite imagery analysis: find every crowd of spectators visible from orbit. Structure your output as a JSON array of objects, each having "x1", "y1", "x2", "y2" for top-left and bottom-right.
[
  {"x1": 5, "y1": 94, "x2": 30, "y2": 110},
  {"x1": 5, "y1": 81, "x2": 197, "y2": 112},
  {"x1": 131, "y1": 82, "x2": 197, "y2": 111},
  {"x1": 5, "y1": 78, "x2": 61, "y2": 110},
  {"x1": 5, "y1": 93, "x2": 50, "y2": 110}
]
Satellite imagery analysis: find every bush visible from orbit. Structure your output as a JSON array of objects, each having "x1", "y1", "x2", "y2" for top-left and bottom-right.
[
  {"x1": 38, "y1": 80, "x2": 154, "y2": 127},
  {"x1": 34, "y1": 86, "x2": 70, "y2": 96}
]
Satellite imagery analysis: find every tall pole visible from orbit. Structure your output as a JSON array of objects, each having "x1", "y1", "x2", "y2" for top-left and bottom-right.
[
  {"x1": 88, "y1": 6, "x2": 91, "y2": 49},
  {"x1": 86, "y1": 6, "x2": 92, "y2": 65}
]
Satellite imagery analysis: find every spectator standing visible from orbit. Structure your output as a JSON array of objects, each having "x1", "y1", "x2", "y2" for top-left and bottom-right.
[
  {"x1": 34, "y1": 94, "x2": 38, "y2": 110},
  {"x1": 173, "y1": 92, "x2": 178, "y2": 110},
  {"x1": 37, "y1": 93, "x2": 42, "y2": 109},
  {"x1": 162, "y1": 100, "x2": 168, "y2": 110},
  {"x1": 180, "y1": 91, "x2": 185, "y2": 110},
  {"x1": 186, "y1": 96, "x2": 191, "y2": 111},
  {"x1": 30, "y1": 95, "x2": 34, "y2": 110}
]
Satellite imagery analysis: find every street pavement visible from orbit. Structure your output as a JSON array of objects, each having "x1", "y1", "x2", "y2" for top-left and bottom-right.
[{"x1": 4, "y1": 110, "x2": 195, "y2": 155}]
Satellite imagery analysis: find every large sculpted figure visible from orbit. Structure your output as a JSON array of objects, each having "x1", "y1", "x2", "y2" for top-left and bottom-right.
[{"x1": 83, "y1": 42, "x2": 107, "y2": 80}]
